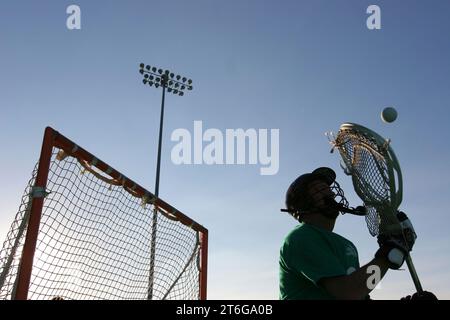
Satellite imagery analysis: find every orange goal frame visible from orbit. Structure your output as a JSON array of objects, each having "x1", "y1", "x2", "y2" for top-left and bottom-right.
[{"x1": 13, "y1": 127, "x2": 208, "y2": 300}]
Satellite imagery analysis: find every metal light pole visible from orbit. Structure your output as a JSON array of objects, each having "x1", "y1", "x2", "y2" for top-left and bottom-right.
[{"x1": 138, "y1": 63, "x2": 193, "y2": 299}]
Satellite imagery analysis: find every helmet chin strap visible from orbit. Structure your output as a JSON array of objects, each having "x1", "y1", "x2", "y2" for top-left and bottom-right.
[
  {"x1": 315, "y1": 205, "x2": 340, "y2": 220},
  {"x1": 302, "y1": 200, "x2": 340, "y2": 220},
  {"x1": 324, "y1": 198, "x2": 367, "y2": 216},
  {"x1": 322, "y1": 208, "x2": 340, "y2": 220},
  {"x1": 280, "y1": 199, "x2": 366, "y2": 220}
]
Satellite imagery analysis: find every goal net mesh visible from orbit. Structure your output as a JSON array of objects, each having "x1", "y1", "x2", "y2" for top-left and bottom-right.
[{"x1": 0, "y1": 145, "x2": 204, "y2": 300}]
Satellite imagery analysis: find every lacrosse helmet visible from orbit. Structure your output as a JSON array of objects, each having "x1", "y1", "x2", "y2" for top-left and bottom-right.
[{"x1": 285, "y1": 167, "x2": 336, "y2": 213}]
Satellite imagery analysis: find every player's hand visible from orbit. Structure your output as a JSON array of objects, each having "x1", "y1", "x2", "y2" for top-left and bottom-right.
[
  {"x1": 375, "y1": 235, "x2": 408, "y2": 269},
  {"x1": 396, "y1": 211, "x2": 417, "y2": 250},
  {"x1": 401, "y1": 291, "x2": 438, "y2": 300},
  {"x1": 375, "y1": 211, "x2": 416, "y2": 269}
]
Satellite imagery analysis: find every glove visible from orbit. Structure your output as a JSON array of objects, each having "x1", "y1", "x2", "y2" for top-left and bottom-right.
[
  {"x1": 401, "y1": 291, "x2": 438, "y2": 300},
  {"x1": 375, "y1": 211, "x2": 417, "y2": 269},
  {"x1": 375, "y1": 237, "x2": 407, "y2": 269},
  {"x1": 396, "y1": 211, "x2": 417, "y2": 250}
]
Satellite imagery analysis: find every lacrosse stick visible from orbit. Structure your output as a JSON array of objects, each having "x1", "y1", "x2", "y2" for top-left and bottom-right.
[{"x1": 328, "y1": 122, "x2": 423, "y2": 293}]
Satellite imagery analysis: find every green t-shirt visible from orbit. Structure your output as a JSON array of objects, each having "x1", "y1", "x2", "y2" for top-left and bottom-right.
[{"x1": 279, "y1": 223, "x2": 360, "y2": 300}]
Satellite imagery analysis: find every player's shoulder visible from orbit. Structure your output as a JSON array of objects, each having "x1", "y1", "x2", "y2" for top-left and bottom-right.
[{"x1": 284, "y1": 223, "x2": 322, "y2": 244}]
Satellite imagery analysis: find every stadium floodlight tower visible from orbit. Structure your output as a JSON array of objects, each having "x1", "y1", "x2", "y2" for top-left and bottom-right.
[{"x1": 138, "y1": 63, "x2": 193, "y2": 299}]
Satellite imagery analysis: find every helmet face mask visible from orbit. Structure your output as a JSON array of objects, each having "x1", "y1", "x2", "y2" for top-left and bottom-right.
[
  {"x1": 285, "y1": 167, "x2": 349, "y2": 221},
  {"x1": 310, "y1": 180, "x2": 349, "y2": 220}
]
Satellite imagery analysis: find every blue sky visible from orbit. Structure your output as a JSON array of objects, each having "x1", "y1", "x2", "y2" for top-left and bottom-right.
[{"x1": 1, "y1": 0, "x2": 450, "y2": 299}]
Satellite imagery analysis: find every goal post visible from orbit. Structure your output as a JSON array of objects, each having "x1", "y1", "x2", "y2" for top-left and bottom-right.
[{"x1": 0, "y1": 127, "x2": 208, "y2": 300}]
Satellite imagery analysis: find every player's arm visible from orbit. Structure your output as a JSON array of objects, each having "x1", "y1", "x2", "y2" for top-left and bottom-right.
[
  {"x1": 321, "y1": 212, "x2": 417, "y2": 300},
  {"x1": 319, "y1": 257, "x2": 389, "y2": 300}
]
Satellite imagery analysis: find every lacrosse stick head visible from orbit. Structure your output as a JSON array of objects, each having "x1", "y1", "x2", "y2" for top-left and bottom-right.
[{"x1": 330, "y1": 123, "x2": 403, "y2": 236}]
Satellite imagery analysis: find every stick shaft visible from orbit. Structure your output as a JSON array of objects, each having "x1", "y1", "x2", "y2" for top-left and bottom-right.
[{"x1": 405, "y1": 254, "x2": 423, "y2": 293}]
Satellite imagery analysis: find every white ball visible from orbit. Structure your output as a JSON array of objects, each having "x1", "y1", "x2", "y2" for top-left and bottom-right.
[{"x1": 381, "y1": 107, "x2": 398, "y2": 123}]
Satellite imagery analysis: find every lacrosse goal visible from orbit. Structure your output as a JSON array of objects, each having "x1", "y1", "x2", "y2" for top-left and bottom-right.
[{"x1": 0, "y1": 127, "x2": 208, "y2": 300}]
